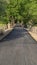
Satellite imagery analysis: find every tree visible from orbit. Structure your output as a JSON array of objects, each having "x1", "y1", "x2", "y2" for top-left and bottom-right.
[
  {"x1": 0, "y1": 0, "x2": 37, "y2": 26},
  {"x1": 0, "y1": 0, "x2": 9, "y2": 24}
]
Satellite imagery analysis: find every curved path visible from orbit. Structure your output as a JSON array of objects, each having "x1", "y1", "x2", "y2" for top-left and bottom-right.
[{"x1": 0, "y1": 25, "x2": 37, "y2": 65}]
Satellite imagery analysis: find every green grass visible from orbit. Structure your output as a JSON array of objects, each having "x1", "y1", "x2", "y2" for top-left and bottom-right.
[{"x1": 0, "y1": 21, "x2": 5, "y2": 27}]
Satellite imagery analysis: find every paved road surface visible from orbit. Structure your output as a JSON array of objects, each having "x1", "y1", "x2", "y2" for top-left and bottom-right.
[{"x1": 0, "y1": 25, "x2": 37, "y2": 65}]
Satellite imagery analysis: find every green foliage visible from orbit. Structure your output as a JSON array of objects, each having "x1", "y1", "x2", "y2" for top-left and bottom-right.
[
  {"x1": 0, "y1": 0, "x2": 9, "y2": 24},
  {"x1": 0, "y1": 0, "x2": 37, "y2": 26}
]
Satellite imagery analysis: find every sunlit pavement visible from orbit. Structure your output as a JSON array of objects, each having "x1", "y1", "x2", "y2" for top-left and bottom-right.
[{"x1": 0, "y1": 25, "x2": 37, "y2": 65}]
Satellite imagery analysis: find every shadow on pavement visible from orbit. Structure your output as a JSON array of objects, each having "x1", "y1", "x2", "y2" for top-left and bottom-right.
[
  {"x1": 0, "y1": 26, "x2": 37, "y2": 44},
  {"x1": 0, "y1": 27, "x2": 27, "y2": 42}
]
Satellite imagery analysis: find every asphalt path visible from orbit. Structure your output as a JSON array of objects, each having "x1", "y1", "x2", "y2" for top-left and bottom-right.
[{"x1": 0, "y1": 25, "x2": 37, "y2": 65}]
